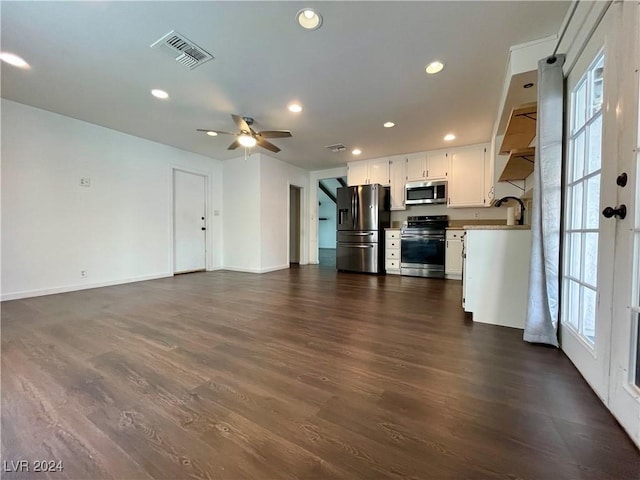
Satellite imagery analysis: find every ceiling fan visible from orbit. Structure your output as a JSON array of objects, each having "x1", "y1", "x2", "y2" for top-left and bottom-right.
[{"x1": 197, "y1": 114, "x2": 292, "y2": 153}]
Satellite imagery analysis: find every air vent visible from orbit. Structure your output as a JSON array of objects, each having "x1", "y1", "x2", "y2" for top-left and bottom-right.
[
  {"x1": 325, "y1": 144, "x2": 347, "y2": 153},
  {"x1": 150, "y1": 30, "x2": 214, "y2": 70}
]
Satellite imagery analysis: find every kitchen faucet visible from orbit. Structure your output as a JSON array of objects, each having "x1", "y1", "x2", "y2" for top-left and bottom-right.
[{"x1": 495, "y1": 196, "x2": 526, "y2": 225}]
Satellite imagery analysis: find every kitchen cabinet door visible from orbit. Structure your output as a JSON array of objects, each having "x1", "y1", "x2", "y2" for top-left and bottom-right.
[
  {"x1": 368, "y1": 158, "x2": 390, "y2": 185},
  {"x1": 445, "y1": 230, "x2": 463, "y2": 278},
  {"x1": 448, "y1": 145, "x2": 487, "y2": 208},
  {"x1": 426, "y1": 152, "x2": 448, "y2": 180},
  {"x1": 347, "y1": 161, "x2": 369, "y2": 186},
  {"x1": 389, "y1": 156, "x2": 407, "y2": 210},
  {"x1": 406, "y1": 153, "x2": 426, "y2": 181}
]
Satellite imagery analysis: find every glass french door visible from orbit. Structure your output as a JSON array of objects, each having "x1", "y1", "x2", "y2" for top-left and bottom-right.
[
  {"x1": 562, "y1": 1, "x2": 640, "y2": 447},
  {"x1": 606, "y1": 1, "x2": 640, "y2": 447},
  {"x1": 561, "y1": 7, "x2": 615, "y2": 401}
]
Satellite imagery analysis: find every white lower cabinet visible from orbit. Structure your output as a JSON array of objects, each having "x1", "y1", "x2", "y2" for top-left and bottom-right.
[
  {"x1": 385, "y1": 229, "x2": 401, "y2": 274},
  {"x1": 445, "y1": 230, "x2": 463, "y2": 279}
]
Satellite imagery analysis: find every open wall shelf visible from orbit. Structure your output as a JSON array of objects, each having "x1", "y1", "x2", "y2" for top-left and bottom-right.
[
  {"x1": 499, "y1": 102, "x2": 537, "y2": 155},
  {"x1": 498, "y1": 147, "x2": 536, "y2": 182}
]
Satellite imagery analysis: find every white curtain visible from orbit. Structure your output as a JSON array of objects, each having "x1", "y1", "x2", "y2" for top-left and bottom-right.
[{"x1": 523, "y1": 54, "x2": 565, "y2": 346}]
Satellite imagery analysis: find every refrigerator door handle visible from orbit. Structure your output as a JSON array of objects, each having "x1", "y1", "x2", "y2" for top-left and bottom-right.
[{"x1": 352, "y1": 189, "x2": 357, "y2": 230}]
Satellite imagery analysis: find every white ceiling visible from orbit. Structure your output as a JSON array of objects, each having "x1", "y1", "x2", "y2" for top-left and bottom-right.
[{"x1": 0, "y1": 1, "x2": 570, "y2": 170}]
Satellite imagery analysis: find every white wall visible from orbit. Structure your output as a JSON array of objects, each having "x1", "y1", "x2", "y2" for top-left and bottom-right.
[
  {"x1": 222, "y1": 154, "x2": 261, "y2": 272},
  {"x1": 1, "y1": 99, "x2": 223, "y2": 300},
  {"x1": 222, "y1": 153, "x2": 309, "y2": 273},
  {"x1": 260, "y1": 154, "x2": 309, "y2": 271}
]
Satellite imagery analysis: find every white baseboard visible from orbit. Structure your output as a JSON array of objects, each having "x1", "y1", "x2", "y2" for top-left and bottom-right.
[
  {"x1": 1, "y1": 272, "x2": 172, "y2": 301},
  {"x1": 221, "y1": 264, "x2": 290, "y2": 274}
]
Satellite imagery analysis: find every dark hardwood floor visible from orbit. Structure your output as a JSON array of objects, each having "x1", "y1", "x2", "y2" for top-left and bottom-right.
[{"x1": 1, "y1": 267, "x2": 638, "y2": 479}]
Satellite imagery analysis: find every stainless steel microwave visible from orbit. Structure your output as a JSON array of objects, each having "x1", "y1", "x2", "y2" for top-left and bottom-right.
[{"x1": 405, "y1": 180, "x2": 448, "y2": 205}]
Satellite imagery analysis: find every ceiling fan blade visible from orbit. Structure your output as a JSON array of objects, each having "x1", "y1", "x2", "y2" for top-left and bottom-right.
[
  {"x1": 227, "y1": 139, "x2": 241, "y2": 150},
  {"x1": 197, "y1": 129, "x2": 237, "y2": 136},
  {"x1": 231, "y1": 114, "x2": 251, "y2": 133},
  {"x1": 256, "y1": 137, "x2": 281, "y2": 153},
  {"x1": 258, "y1": 130, "x2": 292, "y2": 139}
]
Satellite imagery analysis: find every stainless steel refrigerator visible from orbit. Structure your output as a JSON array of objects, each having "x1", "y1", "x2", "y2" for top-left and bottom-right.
[{"x1": 336, "y1": 184, "x2": 390, "y2": 273}]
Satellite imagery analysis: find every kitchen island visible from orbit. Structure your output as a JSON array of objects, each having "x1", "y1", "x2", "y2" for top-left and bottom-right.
[{"x1": 463, "y1": 226, "x2": 532, "y2": 329}]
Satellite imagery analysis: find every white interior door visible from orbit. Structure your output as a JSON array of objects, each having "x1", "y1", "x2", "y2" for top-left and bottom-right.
[
  {"x1": 174, "y1": 170, "x2": 206, "y2": 273},
  {"x1": 560, "y1": 6, "x2": 615, "y2": 401}
]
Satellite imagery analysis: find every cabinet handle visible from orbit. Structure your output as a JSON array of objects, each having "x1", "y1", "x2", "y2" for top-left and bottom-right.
[{"x1": 426, "y1": 170, "x2": 429, "y2": 177}]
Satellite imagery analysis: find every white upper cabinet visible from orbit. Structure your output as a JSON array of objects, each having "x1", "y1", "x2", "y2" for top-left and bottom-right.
[
  {"x1": 347, "y1": 158, "x2": 390, "y2": 186},
  {"x1": 347, "y1": 161, "x2": 369, "y2": 186},
  {"x1": 426, "y1": 151, "x2": 448, "y2": 180},
  {"x1": 406, "y1": 153, "x2": 427, "y2": 181},
  {"x1": 448, "y1": 144, "x2": 488, "y2": 208},
  {"x1": 388, "y1": 156, "x2": 407, "y2": 210},
  {"x1": 406, "y1": 151, "x2": 448, "y2": 182}
]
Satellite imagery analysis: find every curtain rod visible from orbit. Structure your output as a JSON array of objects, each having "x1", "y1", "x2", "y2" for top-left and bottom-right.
[
  {"x1": 563, "y1": 0, "x2": 614, "y2": 74},
  {"x1": 549, "y1": 0, "x2": 580, "y2": 63}
]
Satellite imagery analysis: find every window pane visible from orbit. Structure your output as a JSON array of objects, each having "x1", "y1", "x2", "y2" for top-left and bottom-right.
[
  {"x1": 586, "y1": 114, "x2": 603, "y2": 175},
  {"x1": 574, "y1": 81, "x2": 587, "y2": 131},
  {"x1": 585, "y1": 174, "x2": 601, "y2": 229},
  {"x1": 566, "y1": 280, "x2": 580, "y2": 329},
  {"x1": 591, "y1": 56, "x2": 604, "y2": 115},
  {"x1": 582, "y1": 287, "x2": 597, "y2": 343},
  {"x1": 568, "y1": 233, "x2": 582, "y2": 278},
  {"x1": 584, "y1": 232, "x2": 599, "y2": 287},
  {"x1": 572, "y1": 131, "x2": 586, "y2": 181},
  {"x1": 570, "y1": 183, "x2": 584, "y2": 229}
]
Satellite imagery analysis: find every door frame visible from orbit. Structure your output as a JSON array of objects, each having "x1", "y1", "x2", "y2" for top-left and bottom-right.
[
  {"x1": 309, "y1": 167, "x2": 348, "y2": 264},
  {"x1": 169, "y1": 166, "x2": 211, "y2": 274},
  {"x1": 287, "y1": 182, "x2": 305, "y2": 267}
]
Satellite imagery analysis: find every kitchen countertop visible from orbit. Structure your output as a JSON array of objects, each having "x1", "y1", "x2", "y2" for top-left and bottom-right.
[{"x1": 463, "y1": 225, "x2": 531, "y2": 230}]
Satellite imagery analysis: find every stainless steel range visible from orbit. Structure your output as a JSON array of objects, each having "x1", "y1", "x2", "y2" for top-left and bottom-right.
[{"x1": 401, "y1": 215, "x2": 448, "y2": 278}]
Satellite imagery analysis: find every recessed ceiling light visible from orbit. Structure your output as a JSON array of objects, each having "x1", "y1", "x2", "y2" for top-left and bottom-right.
[
  {"x1": 383, "y1": 122, "x2": 395, "y2": 128},
  {"x1": 238, "y1": 134, "x2": 257, "y2": 148},
  {"x1": 352, "y1": 148, "x2": 362, "y2": 155},
  {"x1": 288, "y1": 103, "x2": 303, "y2": 113},
  {"x1": 524, "y1": 82, "x2": 534, "y2": 89},
  {"x1": 206, "y1": 131, "x2": 218, "y2": 137},
  {"x1": 0, "y1": 52, "x2": 29, "y2": 69},
  {"x1": 444, "y1": 133, "x2": 456, "y2": 141},
  {"x1": 297, "y1": 8, "x2": 322, "y2": 30},
  {"x1": 425, "y1": 61, "x2": 444, "y2": 75},
  {"x1": 151, "y1": 89, "x2": 169, "y2": 99}
]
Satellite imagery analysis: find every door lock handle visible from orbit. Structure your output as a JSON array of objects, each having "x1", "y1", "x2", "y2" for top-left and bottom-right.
[
  {"x1": 201, "y1": 227, "x2": 207, "y2": 230},
  {"x1": 602, "y1": 205, "x2": 626, "y2": 220}
]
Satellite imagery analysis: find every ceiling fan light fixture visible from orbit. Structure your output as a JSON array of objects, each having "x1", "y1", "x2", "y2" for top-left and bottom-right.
[
  {"x1": 238, "y1": 134, "x2": 257, "y2": 148},
  {"x1": 206, "y1": 131, "x2": 218, "y2": 137},
  {"x1": 425, "y1": 61, "x2": 444, "y2": 75},
  {"x1": 297, "y1": 8, "x2": 322, "y2": 30}
]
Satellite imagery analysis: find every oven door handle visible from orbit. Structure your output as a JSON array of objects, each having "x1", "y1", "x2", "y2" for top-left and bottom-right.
[{"x1": 401, "y1": 235, "x2": 446, "y2": 241}]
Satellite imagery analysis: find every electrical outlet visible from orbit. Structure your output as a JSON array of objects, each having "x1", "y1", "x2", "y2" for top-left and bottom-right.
[
  {"x1": 80, "y1": 177, "x2": 91, "y2": 187},
  {"x1": 80, "y1": 270, "x2": 87, "y2": 278}
]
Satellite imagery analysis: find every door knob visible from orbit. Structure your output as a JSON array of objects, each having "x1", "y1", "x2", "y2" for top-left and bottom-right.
[
  {"x1": 602, "y1": 205, "x2": 627, "y2": 220},
  {"x1": 201, "y1": 227, "x2": 206, "y2": 230},
  {"x1": 616, "y1": 172, "x2": 628, "y2": 187}
]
